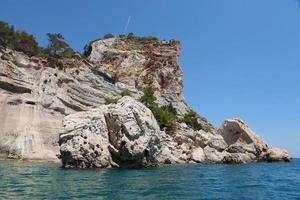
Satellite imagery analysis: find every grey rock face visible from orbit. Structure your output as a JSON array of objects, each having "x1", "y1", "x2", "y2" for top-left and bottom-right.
[
  {"x1": 0, "y1": 39, "x2": 212, "y2": 162},
  {"x1": 0, "y1": 48, "x2": 128, "y2": 160},
  {"x1": 171, "y1": 119, "x2": 290, "y2": 164},
  {"x1": 59, "y1": 111, "x2": 290, "y2": 168},
  {"x1": 59, "y1": 97, "x2": 164, "y2": 168},
  {"x1": 0, "y1": 39, "x2": 290, "y2": 166},
  {"x1": 86, "y1": 38, "x2": 190, "y2": 117}
]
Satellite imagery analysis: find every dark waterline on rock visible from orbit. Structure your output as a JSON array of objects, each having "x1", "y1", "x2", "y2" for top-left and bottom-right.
[{"x1": 0, "y1": 159, "x2": 299, "y2": 199}]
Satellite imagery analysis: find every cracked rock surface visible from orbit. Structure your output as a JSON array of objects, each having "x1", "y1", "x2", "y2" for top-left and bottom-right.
[{"x1": 59, "y1": 97, "x2": 290, "y2": 168}]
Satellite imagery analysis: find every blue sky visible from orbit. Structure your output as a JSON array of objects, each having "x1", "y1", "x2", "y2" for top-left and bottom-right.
[{"x1": 1, "y1": 0, "x2": 299, "y2": 157}]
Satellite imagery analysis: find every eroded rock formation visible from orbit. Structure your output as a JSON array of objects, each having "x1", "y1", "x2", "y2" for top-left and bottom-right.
[
  {"x1": 59, "y1": 97, "x2": 290, "y2": 168},
  {"x1": 0, "y1": 37, "x2": 290, "y2": 166},
  {"x1": 59, "y1": 97, "x2": 164, "y2": 168}
]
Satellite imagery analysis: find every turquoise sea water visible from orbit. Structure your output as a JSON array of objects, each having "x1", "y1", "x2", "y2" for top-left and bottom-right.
[{"x1": 0, "y1": 159, "x2": 299, "y2": 200}]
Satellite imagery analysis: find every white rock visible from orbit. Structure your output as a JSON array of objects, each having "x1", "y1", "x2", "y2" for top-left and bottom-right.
[
  {"x1": 204, "y1": 146, "x2": 228, "y2": 163},
  {"x1": 217, "y1": 118, "x2": 268, "y2": 157},
  {"x1": 191, "y1": 147, "x2": 205, "y2": 163},
  {"x1": 59, "y1": 97, "x2": 164, "y2": 168},
  {"x1": 267, "y1": 148, "x2": 290, "y2": 162}
]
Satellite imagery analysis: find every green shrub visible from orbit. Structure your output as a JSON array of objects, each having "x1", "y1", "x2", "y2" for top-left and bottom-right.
[
  {"x1": 104, "y1": 98, "x2": 118, "y2": 105},
  {"x1": 45, "y1": 33, "x2": 77, "y2": 59},
  {"x1": 121, "y1": 89, "x2": 132, "y2": 97},
  {"x1": 202, "y1": 125, "x2": 213, "y2": 133},
  {"x1": 103, "y1": 33, "x2": 114, "y2": 39},
  {"x1": 125, "y1": 32, "x2": 158, "y2": 42},
  {"x1": 152, "y1": 106, "x2": 177, "y2": 134},
  {"x1": 139, "y1": 87, "x2": 177, "y2": 134},
  {"x1": 45, "y1": 56, "x2": 64, "y2": 69},
  {"x1": 182, "y1": 111, "x2": 203, "y2": 131},
  {"x1": 139, "y1": 36, "x2": 158, "y2": 41},
  {"x1": 161, "y1": 104, "x2": 177, "y2": 116},
  {"x1": 13, "y1": 31, "x2": 39, "y2": 56},
  {"x1": 127, "y1": 32, "x2": 134, "y2": 39},
  {"x1": 0, "y1": 21, "x2": 14, "y2": 48},
  {"x1": 139, "y1": 87, "x2": 157, "y2": 109},
  {"x1": 0, "y1": 21, "x2": 39, "y2": 56}
]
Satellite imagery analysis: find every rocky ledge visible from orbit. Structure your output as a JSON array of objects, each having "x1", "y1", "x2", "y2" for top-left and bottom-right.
[
  {"x1": 59, "y1": 96, "x2": 290, "y2": 168},
  {"x1": 0, "y1": 37, "x2": 290, "y2": 167}
]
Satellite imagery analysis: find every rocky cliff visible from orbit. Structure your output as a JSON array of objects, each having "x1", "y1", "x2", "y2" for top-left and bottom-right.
[
  {"x1": 0, "y1": 37, "x2": 290, "y2": 166},
  {"x1": 86, "y1": 38, "x2": 190, "y2": 116}
]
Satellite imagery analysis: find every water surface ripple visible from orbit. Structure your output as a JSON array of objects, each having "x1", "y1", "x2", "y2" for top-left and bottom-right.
[{"x1": 0, "y1": 159, "x2": 299, "y2": 199}]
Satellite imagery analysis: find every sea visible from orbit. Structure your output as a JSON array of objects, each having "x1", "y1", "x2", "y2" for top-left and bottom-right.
[{"x1": 0, "y1": 159, "x2": 299, "y2": 200}]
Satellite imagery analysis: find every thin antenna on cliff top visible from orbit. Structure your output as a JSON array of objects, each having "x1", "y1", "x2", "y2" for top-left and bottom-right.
[{"x1": 123, "y1": 16, "x2": 131, "y2": 35}]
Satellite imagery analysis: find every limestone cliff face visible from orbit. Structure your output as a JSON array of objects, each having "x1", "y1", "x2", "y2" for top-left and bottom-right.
[
  {"x1": 0, "y1": 38, "x2": 290, "y2": 165},
  {"x1": 86, "y1": 38, "x2": 189, "y2": 116},
  {"x1": 0, "y1": 47, "x2": 128, "y2": 160},
  {"x1": 0, "y1": 38, "x2": 194, "y2": 160}
]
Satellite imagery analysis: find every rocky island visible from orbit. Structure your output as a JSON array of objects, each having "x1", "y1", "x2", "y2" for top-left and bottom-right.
[{"x1": 0, "y1": 23, "x2": 290, "y2": 168}]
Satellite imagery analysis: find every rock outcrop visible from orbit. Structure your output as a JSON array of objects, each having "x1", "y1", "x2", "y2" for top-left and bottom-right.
[
  {"x1": 86, "y1": 38, "x2": 194, "y2": 118},
  {"x1": 0, "y1": 47, "x2": 129, "y2": 160},
  {"x1": 0, "y1": 37, "x2": 290, "y2": 166},
  {"x1": 58, "y1": 97, "x2": 290, "y2": 168},
  {"x1": 59, "y1": 97, "x2": 164, "y2": 168},
  {"x1": 266, "y1": 148, "x2": 290, "y2": 162}
]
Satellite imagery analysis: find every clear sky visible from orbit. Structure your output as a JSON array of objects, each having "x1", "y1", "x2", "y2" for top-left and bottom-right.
[{"x1": 1, "y1": 0, "x2": 299, "y2": 157}]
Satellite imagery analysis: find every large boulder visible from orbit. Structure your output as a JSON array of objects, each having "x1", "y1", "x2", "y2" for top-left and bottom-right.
[
  {"x1": 218, "y1": 119, "x2": 268, "y2": 154},
  {"x1": 215, "y1": 119, "x2": 290, "y2": 163},
  {"x1": 266, "y1": 148, "x2": 290, "y2": 162},
  {"x1": 191, "y1": 147, "x2": 205, "y2": 163},
  {"x1": 58, "y1": 96, "x2": 164, "y2": 168}
]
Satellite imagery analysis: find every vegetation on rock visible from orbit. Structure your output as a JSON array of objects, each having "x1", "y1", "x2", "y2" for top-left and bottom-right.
[
  {"x1": 103, "y1": 33, "x2": 114, "y2": 39},
  {"x1": 44, "y1": 33, "x2": 77, "y2": 59},
  {"x1": 139, "y1": 87, "x2": 157, "y2": 109},
  {"x1": 121, "y1": 89, "x2": 132, "y2": 97},
  {"x1": 152, "y1": 106, "x2": 177, "y2": 134},
  {"x1": 0, "y1": 21, "x2": 79, "y2": 61},
  {"x1": 0, "y1": 21, "x2": 39, "y2": 56},
  {"x1": 181, "y1": 111, "x2": 203, "y2": 131},
  {"x1": 140, "y1": 87, "x2": 176, "y2": 134},
  {"x1": 104, "y1": 98, "x2": 118, "y2": 105},
  {"x1": 126, "y1": 32, "x2": 158, "y2": 41}
]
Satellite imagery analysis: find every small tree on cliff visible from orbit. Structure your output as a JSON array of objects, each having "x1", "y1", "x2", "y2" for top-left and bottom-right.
[
  {"x1": 0, "y1": 21, "x2": 14, "y2": 48},
  {"x1": 45, "y1": 33, "x2": 76, "y2": 59},
  {"x1": 14, "y1": 31, "x2": 39, "y2": 56},
  {"x1": 103, "y1": 33, "x2": 114, "y2": 39},
  {"x1": 0, "y1": 21, "x2": 39, "y2": 56},
  {"x1": 139, "y1": 87, "x2": 157, "y2": 109}
]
